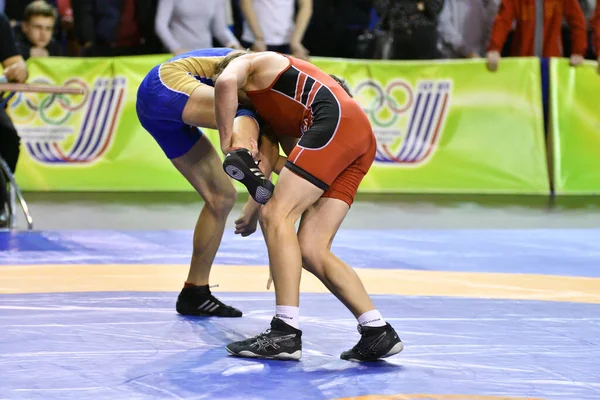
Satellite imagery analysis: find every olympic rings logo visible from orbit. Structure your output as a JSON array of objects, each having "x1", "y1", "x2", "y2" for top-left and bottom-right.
[
  {"x1": 354, "y1": 80, "x2": 414, "y2": 128},
  {"x1": 9, "y1": 77, "x2": 89, "y2": 125},
  {"x1": 19, "y1": 76, "x2": 127, "y2": 165},
  {"x1": 352, "y1": 79, "x2": 452, "y2": 165}
]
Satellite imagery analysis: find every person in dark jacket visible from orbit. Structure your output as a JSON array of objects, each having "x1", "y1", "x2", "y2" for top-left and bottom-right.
[
  {"x1": 71, "y1": 0, "x2": 163, "y2": 56},
  {"x1": 374, "y1": 0, "x2": 445, "y2": 59},
  {"x1": 593, "y1": 0, "x2": 600, "y2": 63},
  {"x1": 0, "y1": 12, "x2": 28, "y2": 228},
  {"x1": 3, "y1": 0, "x2": 37, "y2": 25},
  {"x1": 303, "y1": 0, "x2": 373, "y2": 58},
  {"x1": 14, "y1": 1, "x2": 62, "y2": 59}
]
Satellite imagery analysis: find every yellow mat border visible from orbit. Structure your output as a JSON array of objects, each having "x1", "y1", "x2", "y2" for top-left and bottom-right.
[{"x1": 1, "y1": 264, "x2": 599, "y2": 304}]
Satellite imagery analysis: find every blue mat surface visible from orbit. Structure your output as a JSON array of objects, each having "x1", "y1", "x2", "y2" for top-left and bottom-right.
[{"x1": 2, "y1": 229, "x2": 600, "y2": 277}]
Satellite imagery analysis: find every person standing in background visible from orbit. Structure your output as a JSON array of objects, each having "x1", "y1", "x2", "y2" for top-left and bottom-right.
[
  {"x1": 593, "y1": 0, "x2": 600, "y2": 63},
  {"x1": 71, "y1": 0, "x2": 163, "y2": 57},
  {"x1": 8, "y1": 0, "x2": 78, "y2": 56},
  {"x1": 486, "y1": 0, "x2": 587, "y2": 71},
  {"x1": 374, "y1": 0, "x2": 445, "y2": 60},
  {"x1": 437, "y1": 0, "x2": 498, "y2": 58},
  {"x1": 239, "y1": 0, "x2": 312, "y2": 60},
  {"x1": 230, "y1": 0, "x2": 245, "y2": 41},
  {"x1": 155, "y1": 0, "x2": 241, "y2": 56},
  {"x1": 303, "y1": 0, "x2": 373, "y2": 58},
  {"x1": 486, "y1": 0, "x2": 587, "y2": 138},
  {"x1": 14, "y1": 1, "x2": 62, "y2": 59},
  {"x1": 299, "y1": 0, "x2": 336, "y2": 56},
  {"x1": 561, "y1": 0, "x2": 595, "y2": 59},
  {"x1": 331, "y1": 0, "x2": 374, "y2": 58},
  {"x1": 0, "y1": 12, "x2": 28, "y2": 228},
  {"x1": 56, "y1": 0, "x2": 80, "y2": 56},
  {"x1": 3, "y1": 0, "x2": 36, "y2": 26}
]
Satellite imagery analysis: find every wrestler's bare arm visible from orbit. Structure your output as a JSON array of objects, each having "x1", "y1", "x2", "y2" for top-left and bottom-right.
[
  {"x1": 214, "y1": 52, "x2": 292, "y2": 155},
  {"x1": 214, "y1": 56, "x2": 254, "y2": 154}
]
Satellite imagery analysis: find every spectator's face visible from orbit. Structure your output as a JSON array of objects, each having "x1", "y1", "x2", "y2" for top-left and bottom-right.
[{"x1": 22, "y1": 16, "x2": 55, "y2": 48}]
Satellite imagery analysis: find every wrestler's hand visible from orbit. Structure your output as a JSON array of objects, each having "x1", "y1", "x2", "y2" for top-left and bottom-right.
[
  {"x1": 234, "y1": 200, "x2": 260, "y2": 237},
  {"x1": 226, "y1": 137, "x2": 258, "y2": 159}
]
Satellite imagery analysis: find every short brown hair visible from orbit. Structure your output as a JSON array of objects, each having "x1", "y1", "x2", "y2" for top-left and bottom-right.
[
  {"x1": 24, "y1": 1, "x2": 57, "y2": 22},
  {"x1": 213, "y1": 50, "x2": 251, "y2": 79},
  {"x1": 329, "y1": 75, "x2": 353, "y2": 98}
]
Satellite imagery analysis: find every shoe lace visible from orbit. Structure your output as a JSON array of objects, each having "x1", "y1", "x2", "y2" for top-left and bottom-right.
[
  {"x1": 255, "y1": 328, "x2": 271, "y2": 338},
  {"x1": 251, "y1": 329, "x2": 281, "y2": 350}
]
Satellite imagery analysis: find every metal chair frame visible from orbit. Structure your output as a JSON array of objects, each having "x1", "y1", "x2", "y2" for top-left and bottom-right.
[
  {"x1": 0, "y1": 157, "x2": 33, "y2": 230},
  {"x1": 1, "y1": 84, "x2": 33, "y2": 230}
]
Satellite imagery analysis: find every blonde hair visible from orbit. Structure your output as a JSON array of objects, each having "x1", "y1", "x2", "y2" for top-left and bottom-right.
[{"x1": 214, "y1": 50, "x2": 251, "y2": 79}]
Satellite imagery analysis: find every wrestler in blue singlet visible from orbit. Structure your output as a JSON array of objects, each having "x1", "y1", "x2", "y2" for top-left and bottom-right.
[{"x1": 136, "y1": 48, "x2": 256, "y2": 159}]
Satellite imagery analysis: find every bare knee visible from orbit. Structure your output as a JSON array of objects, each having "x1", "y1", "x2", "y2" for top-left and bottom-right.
[
  {"x1": 299, "y1": 235, "x2": 327, "y2": 277},
  {"x1": 203, "y1": 184, "x2": 236, "y2": 217},
  {"x1": 259, "y1": 200, "x2": 295, "y2": 230}
]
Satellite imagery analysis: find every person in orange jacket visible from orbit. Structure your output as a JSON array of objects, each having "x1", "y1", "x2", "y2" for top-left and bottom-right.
[
  {"x1": 486, "y1": 0, "x2": 587, "y2": 71},
  {"x1": 592, "y1": 0, "x2": 600, "y2": 63}
]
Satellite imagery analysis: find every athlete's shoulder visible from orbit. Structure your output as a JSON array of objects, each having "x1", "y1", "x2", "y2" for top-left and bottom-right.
[
  {"x1": 248, "y1": 51, "x2": 291, "y2": 75},
  {"x1": 288, "y1": 56, "x2": 327, "y2": 77},
  {"x1": 288, "y1": 57, "x2": 355, "y2": 101}
]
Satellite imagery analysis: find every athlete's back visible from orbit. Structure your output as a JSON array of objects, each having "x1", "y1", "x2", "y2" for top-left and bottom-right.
[
  {"x1": 219, "y1": 50, "x2": 376, "y2": 212},
  {"x1": 163, "y1": 48, "x2": 235, "y2": 88},
  {"x1": 245, "y1": 53, "x2": 368, "y2": 139},
  {"x1": 168, "y1": 48, "x2": 233, "y2": 61}
]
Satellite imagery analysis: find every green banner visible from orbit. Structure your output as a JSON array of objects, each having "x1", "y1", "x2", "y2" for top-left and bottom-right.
[
  {"x1": 10, "y1": 56, "x2": 549, "y2": 194},
  {"x1": 317, "y1": 57, "x2": 548, "y2": 194},
  {"x1": 551, "y1": 59, "x2": 600, "y2": 194}
]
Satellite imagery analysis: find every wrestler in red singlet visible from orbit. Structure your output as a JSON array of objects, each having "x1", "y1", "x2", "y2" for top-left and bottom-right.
[
  {"x1": 216, "y1": 52, "x2": 403, "y2": 362},
  {"x1": 246, "y1": 55, "x2": 377, "y2": 206}
]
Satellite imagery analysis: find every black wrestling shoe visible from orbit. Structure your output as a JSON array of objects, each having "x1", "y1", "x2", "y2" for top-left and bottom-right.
[
  {"x1": 176, "y1": 285, "x2": 242, "y2": 317},
  {"x1": 223, "y1": 148, "x2": 274, "y2": 205},
  {"x1": 340, "y1": 323, "x2": 404, "y2": 362},
  {"x1": 226, "y1": 317, "x2": 302, "y2": 360}
]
